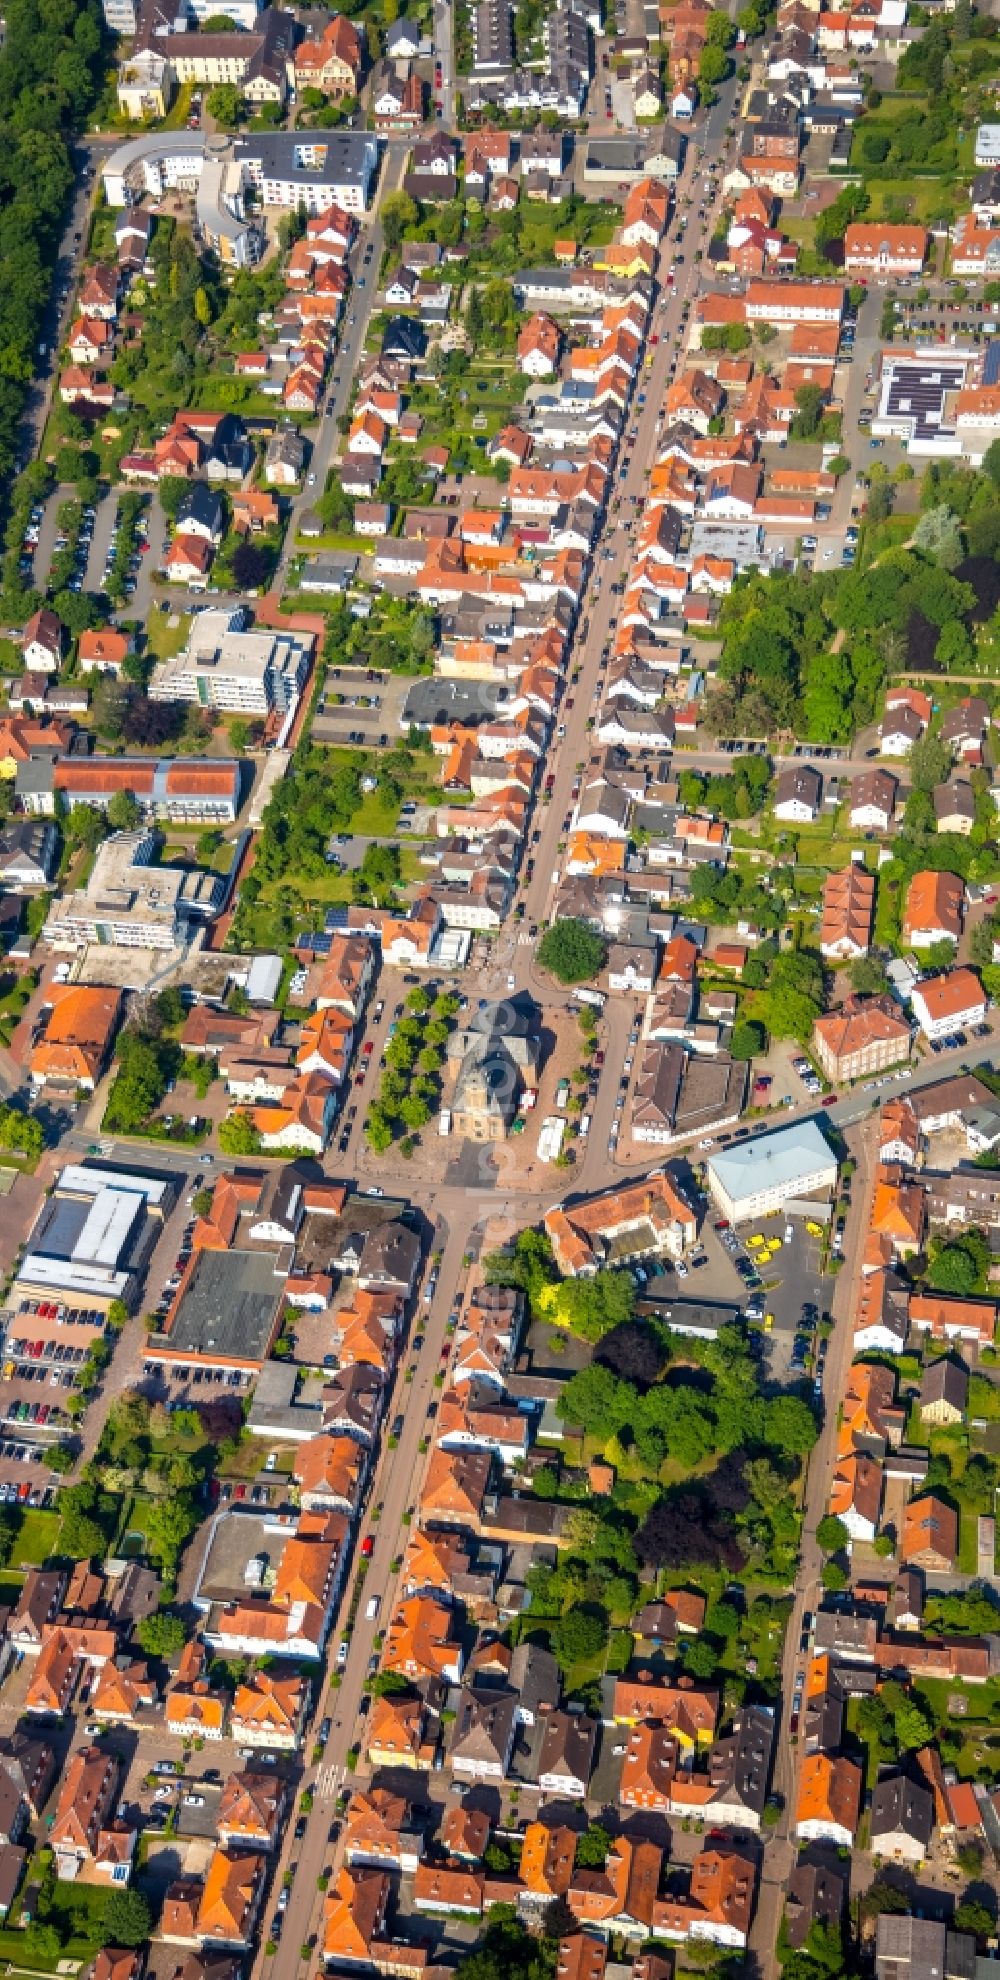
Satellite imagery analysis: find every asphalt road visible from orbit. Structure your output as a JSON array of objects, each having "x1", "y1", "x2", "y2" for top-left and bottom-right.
[
  {"x1": 275, "y1": 142, "x2": 411, "y2": 581},
  {"x1": 750, "y1": 1105, "x2": 879, "y2": 1976},
  {"x1": 512, "y1": 131, "x2": 738, "y2": 944},
  {"x1": 16, "y1": 141, "x2": 103, "y2": 477},
  {"x1": 433, "y1": 0, "x2": 455, "y2": 129},
  {"x1": 258, "y1": 1198, "x2": 480, "y2": 1978}
]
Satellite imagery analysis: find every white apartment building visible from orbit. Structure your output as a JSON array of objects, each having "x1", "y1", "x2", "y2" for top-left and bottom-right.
[
  {"x1": 148, "y1": 609, "x2": 311, "y2": 718},
  {"x1": 44, "y1": 830, "x2": 221, "y2": 953}
]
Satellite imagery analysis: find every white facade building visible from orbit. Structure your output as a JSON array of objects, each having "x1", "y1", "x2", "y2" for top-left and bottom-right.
[
  {"x1": 148, "y1": 608, "x2": 311, "y2": 719},
  {"x1": 707, "y1": 1120, "x2": 838, "y2": 1223}
]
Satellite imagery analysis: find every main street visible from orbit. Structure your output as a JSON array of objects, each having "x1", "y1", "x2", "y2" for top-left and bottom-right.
[
  {"x1": 513, "y1": 109, "x2": 743, "y2": 944},
  {"x1": 248, "y1": 104, "x2": 926, "y2": 1976},
  {"x1": 750, "y1": 1104, "x2": 879, "y2": 1977},
  {"x1": 259, "y1": 1195, "x2": 479, "y2": 1978}
]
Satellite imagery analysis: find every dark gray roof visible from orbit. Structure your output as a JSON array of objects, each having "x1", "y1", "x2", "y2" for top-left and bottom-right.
[
  {"x1": 537, "y1": 1707, "x2": 596, "y2": 1786},
  {"x1": 177, "y1": 481, "x2": 226, "y2": 534},
  {"x1": 450, "y1": 1688, "x2": 518, "y2": 1768},
  {"x1": 235, "y1": 129, "x2": 378, "y2": 191},
  {"x1": 877, "y1": 1916, "x2": 976, "y2": 1980},
  {"x1": 919, "y1": 1354, "x2": 968, "y2": 1416},
  {"x1": 164, "y1": 1248, "x2": 283, "y2": 1364},
  {"x1": 0, "y1": 819, "x2": 57, "y2": 880},
  {"x1": 785, "y1": 1860, "x2": 847, "y2": 1950},
  {"x1": 871, "y1": 1774, "x2": 935, "y2": 1853},
  {"x1": 508, "y1": 1641, "x2": 559, "y2": 1718},
  {"x1": 382, "y1": 315, "x2": 427, "y2": 359},
  {"x1": 708, "y1": 1703, "x2": 774, "y2": 1813}
]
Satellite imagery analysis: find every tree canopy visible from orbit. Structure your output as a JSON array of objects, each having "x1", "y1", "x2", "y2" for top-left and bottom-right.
[{"x1": 536, "y1": 918, "x2": 607, "y2": 985}]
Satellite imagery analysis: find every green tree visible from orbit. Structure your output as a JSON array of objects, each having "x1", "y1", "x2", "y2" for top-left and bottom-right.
[
  {"x1": 537, "y1": 918, "x2": 606, "y2": 984},
  {"x1": 909, "y1": 733, "x2": 953, "y2": 792},
  {"x1": 955, "y1": 1904, "x2": 996, "y2": 1944},
  {"x1": 0, "y1": 1104, "x2": 43, "y2": 1161},
  {"x1": 136, "y1": 1611, "x2": 187, "y2": 1657},
  {"x1": 575, "y1": 1825, "x2": 611, "y2": 1868},
  {"x1": 554, "y1": 1606, "x2": 608, "y2": 1671},
  {"x1": 361, "y1": 843, "x2": 401, "y2": 905},
  {"x1": 790, "y1": 384, "x2": 826, "y2": 441},
  {"x1": 381, "y1": 190, "x2": 419, "y2": 249},
  {"x1": 928, "y1": 1245, "x2": 978, "y2": 1295},
  {"x1": 206, "y1": 83, "x2": 243, "y2": 127},
  {"x1": 217, "y1": 1109, "x2": 262, "y2": 1156},
  {"x1": 850, "y1": 956, "x2": 890, "y2": 996},
  {"x1": 764, "y1": 1394, "x2": 818, "y2": 1457},
  {"x1": 67, "y1": 801, "x2": 106, "y2": 852},
  {"x1": 816, "y1": 1514, "x2": 850, "y2": 1553},
  {"x1": 698, "y1": 39, "x2": 730, "y2": 82},
  {"x1": 730, "y1": 1019, "x2": 765, "y2": 1059},
  {"x1": 365, "y1": 1107, "x2": 394, "y2": 1152},
  {"x1": 145, "y1": 1493, "x2": 198, "y2": 1573},
  {"x1": 105, "y1": 1038, "x2": 168, "y2": 1134},
  {"x1": 107, "y1": 788, "x2": 140, "y2": 831},
  {"x1": 102, "y1": 1890, "x2": 153, "y2": 1947},
  {"x1": 682, "y1": 1635, "x2": 721, "y2": 1678}
]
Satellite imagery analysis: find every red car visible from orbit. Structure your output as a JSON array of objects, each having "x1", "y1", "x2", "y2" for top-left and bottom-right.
[
  {"x1": 362, "y1": 1041, "x2": 374, "y2": 1057},
  {"x1": 361, "y1": 1535, "x2": 374, "y2": 1558}
]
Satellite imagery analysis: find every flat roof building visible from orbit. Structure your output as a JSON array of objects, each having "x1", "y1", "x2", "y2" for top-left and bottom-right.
[
  {"x1": 16, "y1": 1162, "x2": 173, "y2": 1313},
  {"x1": 707, "y1": 1120, "x2": 838, "y2": 1224},
  {"x1": 149, "y1": 609, "x2": 312, "y2": 722},
  {"x1": 44, "y1": 829, "x2": 221, "y2": 953},
  {"x1": 147, "y1": 1248, "x2": 285, "y2": 1370}
]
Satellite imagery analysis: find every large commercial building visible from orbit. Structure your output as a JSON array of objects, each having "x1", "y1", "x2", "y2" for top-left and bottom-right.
[
  {"x1": 235, "y1": 132, "x2": 379, "y2": 214},
  {"x1": 14, "y1": 1162, "x2": 174, "y2": 1319},
  {"x1": 44, "y1": 829, "x2": 221, "y2": 953},
  {"x1": 707, "y1": 1121, "x2": 839, "y2": 1224},
  {"x1": 148, "y1": 609, "x2": 312, "y2": 722},
  {"x1": 102, "y1": 129, "x2": 379, "y2": 266}
]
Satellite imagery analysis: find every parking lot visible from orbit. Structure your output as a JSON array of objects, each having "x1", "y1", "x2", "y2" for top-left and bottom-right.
[
  {"x1": 310, "y1": 666, "x2": 411, "y2": 750},
  {"x1": 706, "y1": 1215, "x2": 834, "y2": 1390}
]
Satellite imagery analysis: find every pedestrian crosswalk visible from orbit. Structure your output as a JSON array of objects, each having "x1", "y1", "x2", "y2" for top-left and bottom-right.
[{"x1": 316, "y1": 1763, "x2": 341, "y2": 1802}]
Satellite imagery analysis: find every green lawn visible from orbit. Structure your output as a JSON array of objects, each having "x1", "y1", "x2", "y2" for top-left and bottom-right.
[
  {"x1": 144, "y1": 608, "x2": 191, "y2": 662},
  {"x1": 0, "y1": 1926, "x2": 66, "y2": 1973},
  {"x1": 862, "y1": 179, "x2": 963, "y2": 223},
  {"x1": 846, "y1": 1694, "x2": 883, "y2": 1790},
  {"x1": 119, "y1": 1495, "x2": 157, "y2": 1557},
  {"x1": 14, "y1": 1509, "x2": 62, "y2": 1568},
  {"x1": 192, "y1": 376, "x2": 313, "y2": 422},
  {"x1": 218, "y1": 1437, "x2": 293, "y2": 1481}
]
